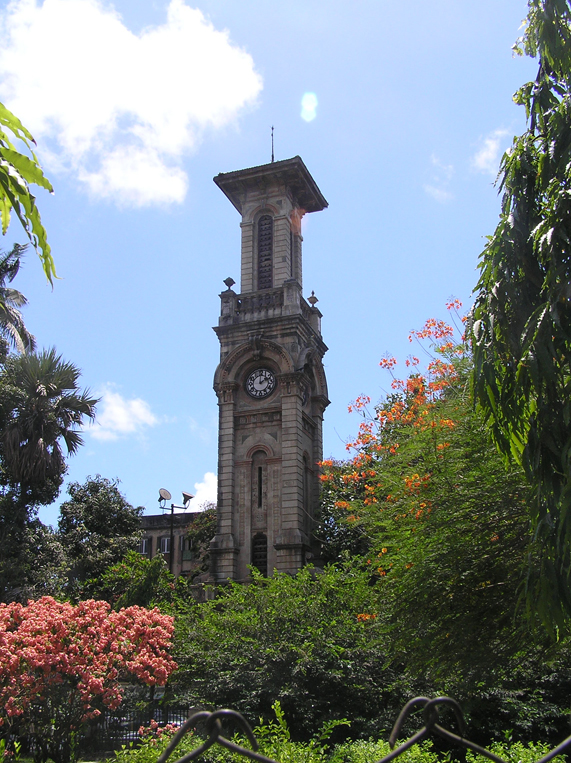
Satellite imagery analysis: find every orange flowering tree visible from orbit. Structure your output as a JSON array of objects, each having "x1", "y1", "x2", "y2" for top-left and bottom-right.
[
  {"x1": 318, "y1": 303, "x2": 532, "y2": 680},
  {"x1": 0, "y1": 596, "x2": 176, "y2": 763}
]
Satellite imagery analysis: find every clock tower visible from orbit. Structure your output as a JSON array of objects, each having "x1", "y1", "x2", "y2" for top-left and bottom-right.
[{"x1": 210, "y1": 156, "x2": 329, "y2": 582}]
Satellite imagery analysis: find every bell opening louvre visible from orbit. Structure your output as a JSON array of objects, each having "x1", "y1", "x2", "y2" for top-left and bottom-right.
[
  {"x1": 252, "y1": 533, "x2": 268, "y2": 576},
  {"x1": 257, "y1": 215, "x2": 273, "y2": 290}
]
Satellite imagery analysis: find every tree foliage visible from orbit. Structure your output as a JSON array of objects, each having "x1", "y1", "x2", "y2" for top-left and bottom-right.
[
  {"x1": 0, "y1": 102, "x2": 54, "y2": 284},
  {"x1": 1, "y1": 350, "x2": 97, "y2": 486},
  {"x1": 0, "y1": 244, "x2": 35, "y2": 354},
  {"x1": 58, "y1": 475, "x2": 143, "y2": 595},
  {"x1": 0, "y1": 353, "x2": 97, "y2": 601},
  {"x1": 172, "y1": 564, "x2": 404, "y2": 742},
  {"x1": 471, "y1": 0, "x2": 571, "y2": 628},
  {"x1": 184, "y1": 504, "x2": 217, "y2": 580},
  {"x1": 320, "y1": 312, "x2": 530, "y2": 677},
  {"x1": 86, "y1": 550, "x2": 175, "y2": 610},
  {"x1": 315, "y1": 306, "x2": 571, "y2": 744}
]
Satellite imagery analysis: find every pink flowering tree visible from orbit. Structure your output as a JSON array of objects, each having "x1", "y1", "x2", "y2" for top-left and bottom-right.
[{"x1": 0, "y1": 596, "x2": 176, "y2": 763}]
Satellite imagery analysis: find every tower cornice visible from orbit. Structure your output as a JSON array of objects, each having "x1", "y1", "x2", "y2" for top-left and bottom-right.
[{"x1": 214, "y1": 156, "x2": 328, "y2": 214}]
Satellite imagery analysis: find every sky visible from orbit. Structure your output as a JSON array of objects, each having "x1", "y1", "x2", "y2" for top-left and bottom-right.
[{"x1": 0, "y1": 0, "x2": 538, "y2": 527}]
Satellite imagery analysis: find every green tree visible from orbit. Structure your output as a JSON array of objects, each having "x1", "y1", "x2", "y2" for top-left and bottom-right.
[
  {"x1": 1, "y1": 349, "x2": 97, "y2": 487},
  {"x1": 0, "y1": 102, "x2": 54, "y2": 283},
  {"x1": 471, "y1": 0, "x2": 571, "y2": 627},
  {"x1": 172, "y1": 565, "x2": 403, "y2": 741},
  {"x1": 58, "y1": 475, "x2": 143, "y2": 593},
  {"x1": 0, "y1": 509, "x2": 67, "y2": 603},
  {"x1": 0, "y1": 243, "x2": 35, "y2": 354},
  {"x1": 0, "y1": 351, "x2": 96, "y2": 601},
  {"x1": 184, "y1": 503, "x2": 216, "y2": 579},
  {"x1": 21, "y1": 519, "x2": 66, "y2": 598},
  {"x1": 86, "y1": 549, "x2": 174, "y2": 609},
  {"x1": 317, "y1": 459, "x2": 373, "y2": 565}
]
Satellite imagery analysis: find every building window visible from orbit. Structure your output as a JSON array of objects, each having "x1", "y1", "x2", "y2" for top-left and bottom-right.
[
  {"x1": 258, "y1": 215, "x2": 273, "y2": 290},
  {"x1": 252, "y1": 450, "x2": 267, "y2": 512},
  {"x1": 180, "y1": 534, "x2": 194, "y2": 561},
  {"x1": 139, "y1": 538, "x2": 150, "y2": 555},
  {"x1": 160, "y1": 537, "x2": 171, "y2": 554},
  {"x1": 252, "y1": 533, "x2": 267, "y2": 576}
]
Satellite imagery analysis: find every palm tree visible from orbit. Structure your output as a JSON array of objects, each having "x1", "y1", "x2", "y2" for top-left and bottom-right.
[
  {"x1": 0, "y1": 243, "x2": 35, "y2": 354},
  {"x1": 2, "y1": 349, "x2": 98, "y2": 484}
]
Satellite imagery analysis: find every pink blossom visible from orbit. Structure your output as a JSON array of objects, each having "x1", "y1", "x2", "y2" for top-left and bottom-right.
[{"x1": 0, "y1": 597, "x2": 176, "y2": 728}]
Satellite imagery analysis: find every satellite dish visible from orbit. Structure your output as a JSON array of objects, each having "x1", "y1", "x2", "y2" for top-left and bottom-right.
[{"x1": 158, "y1": 488, "x2": 172, "y2": 502}]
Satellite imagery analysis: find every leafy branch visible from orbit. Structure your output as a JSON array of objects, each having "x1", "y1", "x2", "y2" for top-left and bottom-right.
[{"x1": 0, "y1": 102, "x2": 55, "y2": 284}]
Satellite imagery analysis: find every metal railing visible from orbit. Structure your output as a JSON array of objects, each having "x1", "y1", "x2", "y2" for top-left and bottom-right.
[
  {"x1": 88, "y1": 705, "x2": 190, "y2": 751},
  {"x1": 156, "y1": 697, "x2": 571, "y2": 763}
]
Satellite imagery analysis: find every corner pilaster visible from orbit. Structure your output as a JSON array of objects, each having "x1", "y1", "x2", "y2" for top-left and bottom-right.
[
  {"x1": 275, "y1": 371, "x2": 307, "y2": 573},
  {"x1": 210, "y1": 381, "x2": 239, "y2": 582}
]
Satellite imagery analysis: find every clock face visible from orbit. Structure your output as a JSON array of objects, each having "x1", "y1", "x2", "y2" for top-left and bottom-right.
[{"x1": 246, "y1": 368, "x2": 276, "y2": 399}]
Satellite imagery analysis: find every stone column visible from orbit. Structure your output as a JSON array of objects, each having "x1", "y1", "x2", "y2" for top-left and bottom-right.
[
  {"x1": 290, "y1": 209, "x2": 304, "y2": 288},
  {"x1": 218, "y1": 288, "x2": 238, "y2": 327},
  {"x1": 210, "y1": 381, "x2": 239, "y2": 581},
  {"x1": 311, "y1": 394, "x2": 328, "y2": 524},
  {"x1": 273, "y1": 214, "x2": 292, "y2": 287},
  {"x1": 274, "y1": 372, "x2": 306, "y2": 573},
  {"x1": 240, "y1": 221, "x2": 254, "y2": 292},
  {"x1": 283, "y1": 279, "x2": 302, "y2": 316}
]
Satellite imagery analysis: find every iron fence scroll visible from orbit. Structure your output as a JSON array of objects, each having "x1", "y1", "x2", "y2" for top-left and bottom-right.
[{"x1": 156, "y1": 697, "x2": 571, "y2": 763}]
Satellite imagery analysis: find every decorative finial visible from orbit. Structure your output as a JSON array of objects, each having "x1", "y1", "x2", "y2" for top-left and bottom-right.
[
  {"x1": 271, "y1": 125, "x2": 274, "y2": 163},
  {"x1": 223, "y1": 277, "x2": 236, "y2": 291},
  {"x1": 308, "y1": 291, "x2": 318, "y2": 307}
]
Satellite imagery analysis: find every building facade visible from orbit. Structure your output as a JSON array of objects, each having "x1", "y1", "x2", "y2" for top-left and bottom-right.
[
  {"x1": 139, "y1": 513, "x2": 202, "y2": 578},
  {"x1": 210, "y1": 156, "x2": 329, "y2": 582}
]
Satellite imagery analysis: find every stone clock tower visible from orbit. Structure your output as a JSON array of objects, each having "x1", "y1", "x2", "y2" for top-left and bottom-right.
[{"x1": 210, "y1": 156, "x2": 329, "y2": 582}]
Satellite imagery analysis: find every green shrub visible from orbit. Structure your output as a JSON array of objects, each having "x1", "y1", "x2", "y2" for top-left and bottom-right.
[
  {"x1": 113, "y1": 702, "x2": 347, "y2": 763},
  {"x1": 466, "y1": 741, "x2": 564, "y2": 763},
  {"x1": 329, "y1": 739, "x2": 439, "y2": 763},
  {"x1": 111, "y1": 714, "x2": 567, "y2": 763}
]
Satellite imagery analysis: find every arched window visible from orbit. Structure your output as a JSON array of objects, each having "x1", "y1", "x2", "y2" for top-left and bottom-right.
[
  {"x1": 257, "y1": 215, "x2": 273, "y2": 290},
  {"x1": 252, "y1": 533, "x2": 268, "y2": 576}
]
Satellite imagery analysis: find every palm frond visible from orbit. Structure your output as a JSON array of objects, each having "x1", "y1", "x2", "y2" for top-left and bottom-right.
[{"x1": 1, "y1": 349, "x2": 98, "y2": 483}]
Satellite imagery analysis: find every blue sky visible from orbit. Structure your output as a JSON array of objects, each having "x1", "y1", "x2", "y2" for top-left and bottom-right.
[{"x1": 0, "y1": 0, "x2": 537, "y2": 526}]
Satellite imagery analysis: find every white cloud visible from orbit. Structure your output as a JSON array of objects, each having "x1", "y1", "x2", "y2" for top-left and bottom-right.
[
  {"x1": 91, "y1": 386, "x2": 159, "y2": 441},
  {"x1": 182, "y1": 471, "x2": 217, "y2": 511},
  {"x1": 0, "y1": 0, "x2": 262, "y2": 206},
  {"x1": 187, "y1": 415, "x2": 214, "y2": 444},
  {"x1": 472, "y1": 129, "x2": 510, "y2": 175},
  {"x1": 431, "y1": 154, "x2": 454, "y2": 182},
  {"x1": 424, "y1": 184, "x2": 453, "y2": 203},
  {"x1": 79, "y1": 146, "x2": 189, "y2": 206},
  {"x1": 424, "y1": 154, "x2": 454, "y2": 204}
]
